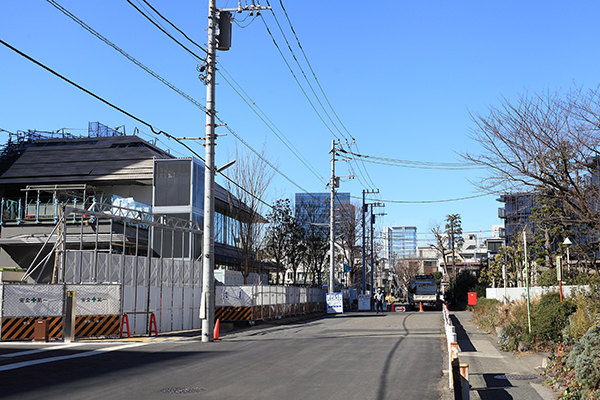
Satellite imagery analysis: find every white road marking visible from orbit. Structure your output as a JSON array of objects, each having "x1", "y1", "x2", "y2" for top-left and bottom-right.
[
  {"x1": 0, "y1": 342, "x2": 149, "y2": 371},
  {"x1": 0, "y1": 343, "x2": 85, "y2": 358}
]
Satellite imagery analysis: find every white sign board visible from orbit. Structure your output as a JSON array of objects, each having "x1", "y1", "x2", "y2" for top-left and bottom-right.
[
  {"x1": 326, "y1": 292, "x2": 344, "y2": 314},
  {"x1": 358, "y1": 294, "x2": 371, "y2": 311}
]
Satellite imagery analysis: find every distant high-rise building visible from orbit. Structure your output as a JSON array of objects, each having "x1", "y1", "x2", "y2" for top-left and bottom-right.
[
  {"x1": 294, "y1": 193, "x2": 351, "y2": 236},
  {"x1": 497, "y1": 192, "x2": 536, "y2": 245},
  {"x1": 383, "y1": 226, "x2": 418, "y2": 262}
]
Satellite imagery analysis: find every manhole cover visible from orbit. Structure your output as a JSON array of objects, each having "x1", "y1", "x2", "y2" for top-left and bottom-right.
[
  {"x1": 160, "y1": 387, "x2": 206, "y2": 394},
  {"x1": 494, "y1": 374, "x2": 539, "y2": 380}
]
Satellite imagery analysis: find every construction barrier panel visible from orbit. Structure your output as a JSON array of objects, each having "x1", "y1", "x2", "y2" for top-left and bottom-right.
[
  {"x1": 0, "y1": 283, "x2": 120, "y2": 341},
  {"x1": 215, "y1": 286, "x2": 327, "y2": 321}
]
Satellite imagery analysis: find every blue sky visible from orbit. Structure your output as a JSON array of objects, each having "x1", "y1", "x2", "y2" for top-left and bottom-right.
[{"x1": 2, "y1": 1, "x2": 600, "y2": 246}]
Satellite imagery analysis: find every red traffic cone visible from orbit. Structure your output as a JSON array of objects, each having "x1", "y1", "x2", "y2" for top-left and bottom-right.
[
  {"x1": 419, "y1": 302, "x2": 424, "y2": 312},
  {"x1": 213, "y1": 319, "x2": 220, "y2": 341},
  {"x1": 391, "y1": 303, "x2": 395, "y2": 312}
]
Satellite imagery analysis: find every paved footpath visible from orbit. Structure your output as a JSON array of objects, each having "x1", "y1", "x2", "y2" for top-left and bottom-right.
[{"x1": 449, "y1": 311, "x2": 561, "y2": 400}]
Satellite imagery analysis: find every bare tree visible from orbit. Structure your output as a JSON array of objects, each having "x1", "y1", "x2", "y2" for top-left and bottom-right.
[
  {"x1": 336, "y1": 201, "x2": 363, "y2": 289},
  {"x1": 225, "y1": 146, "x2": 274, "y2": 284},
  {"x1": 462, "y1": 87, "x2": 600, "y2": 230},
  {"x1": 391, "y1": 255, "x2": 420, "y2": 297}
]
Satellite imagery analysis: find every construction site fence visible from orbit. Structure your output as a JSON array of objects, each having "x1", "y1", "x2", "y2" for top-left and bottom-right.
[
  {"x1": 62, "y1": 250, "x2": 203, "y2": 336},
  {"x1": 0, "y1": 283, "x2": 121, "y2": 341},
  {"x1": 215, "y1": 285, "x2": 327, "y2": 321}
]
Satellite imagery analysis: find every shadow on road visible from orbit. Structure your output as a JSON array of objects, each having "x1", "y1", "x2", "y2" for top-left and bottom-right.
[
  {"x1": 0, "y1": 348, "x2": 225, "y2": 397},
  {"x1": 473, "y1": 373, "x2": 514, "y2": 399},
  {"x1": 449, "y1": 314, "x2": 476, "y2": 352}
]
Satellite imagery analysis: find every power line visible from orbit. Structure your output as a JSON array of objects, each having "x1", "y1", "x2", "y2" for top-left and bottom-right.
[
  {"x1": 47, "y1": 0, "x2": 325, "y2": 202},
  {"x1": 259, "y1": 15, "x2": 342, "y2": 141},
  {"x1": 218, "y1": 65, "x2": 325, "y2": 184},
  {"x1": 338, "y1": 148, "x2": 482, "y2": 170},
  {"x1": 114, "y1": 0, "x2": 327, "y2": 196},
  {"x1": 355, "y1": 192, "x2": 493, "y2": 204},
  {"x1": 45, "y1": 0, "x2": 207, "y2": 113},
  {"x1": 274, "y1": 0, "x2": 378, "y2": 190},
  {"x1": 138, "y1": 0, "x2": 208, "y2": 54},
  {"x1": 125, "y1": 0, "x2": 207, "y2": 59},
  {"x1": 264, "y1": 1, "x2": 347, "y2": 142},
  {"x1": 0, "y1": 37, "x2": 274, "y2": 211}
]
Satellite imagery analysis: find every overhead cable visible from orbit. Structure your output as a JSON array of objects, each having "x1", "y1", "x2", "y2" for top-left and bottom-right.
[
  {"x1": 218, "y1": 66, "x2": 326, "y2": 184},
  {"x1": 338, "y1": 148, "x2": 483, "y2": 170},
  {"x1": 138, "y1": 0, "x2": 208, "y2": 54},
  {"x1": 125, "y1": 0, "x2": 207, "y2": 58},
  {"x1": 259, "y1": 15, "x2": 342, "y2": 141},
  {"x1": 0, "y1": 38, "x2": 273, "y2": 210},
  {"x1": 45, "y1": 0, "x2": 207, "y2": 113},
  {"x1": 357, "y1": 192, "x2": 493, "y2": 204},
  {"x1": 275, "y1": 0, "x2": 378, "y2": 190}
]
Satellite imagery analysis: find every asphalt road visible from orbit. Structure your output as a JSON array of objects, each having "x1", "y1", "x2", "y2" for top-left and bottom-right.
[{"x1": 0, "y1": 311, "x2": 445, "y2": 400}]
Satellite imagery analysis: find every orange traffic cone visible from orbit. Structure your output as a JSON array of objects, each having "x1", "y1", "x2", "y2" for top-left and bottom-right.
[
  {"x1": 391, "y1": 303, "x2": 395, "y2": 312},
  {"x1": 419, "y1": 302, "x2": 424, "y2": 312},
  {"x1": 213, "y1": 319, "x2": 220, "y2": 341}
]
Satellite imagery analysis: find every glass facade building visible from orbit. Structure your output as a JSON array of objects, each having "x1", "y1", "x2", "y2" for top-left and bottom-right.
[
  {"x1": 294, "y1": 192, "x2": 351, "y2": 235},
  {"x1": 383, "y1": 226, "x2": 418, "y2": 261}
]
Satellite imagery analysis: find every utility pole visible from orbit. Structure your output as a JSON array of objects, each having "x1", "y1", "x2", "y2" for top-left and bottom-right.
[
  {"x1": 329, "y1": 140, "x2": 336, "y2": 293},
  {"x1": 200, "y1": 0, "x2": 269, "y2": 343},
  {"x1": 200, "y1": 0, "x2": 218, "y2": 344},
  {"x1": 369, "y1": 203, "x2": 385, "y2": 296},
  {"x1": 329, "y1": 140, "x2": 356, "y2": 293},
  {"x1": 362, "y1": 189, "x2": 378, "y2": 295}
]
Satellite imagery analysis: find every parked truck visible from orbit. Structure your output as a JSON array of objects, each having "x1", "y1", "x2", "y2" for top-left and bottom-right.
[{"x1": 408, "y1": 274, "x2": 439, "y2": 310}]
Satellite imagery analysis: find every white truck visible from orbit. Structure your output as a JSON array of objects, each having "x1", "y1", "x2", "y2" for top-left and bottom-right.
[{"x1": 408, "y1": 274, "x2": 439, "y2": 310}]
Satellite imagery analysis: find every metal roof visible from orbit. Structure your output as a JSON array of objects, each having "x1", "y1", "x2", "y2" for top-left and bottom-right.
[{"x1": 0, "y1": 135, "x2": 173, "y2": 186}]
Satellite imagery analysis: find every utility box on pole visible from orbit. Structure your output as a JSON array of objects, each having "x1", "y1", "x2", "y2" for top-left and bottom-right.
[{"x1": 217, "y1": 11, "x2": 232, "y2": 51}]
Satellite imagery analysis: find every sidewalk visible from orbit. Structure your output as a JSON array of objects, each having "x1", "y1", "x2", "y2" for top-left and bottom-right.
[{"x1": 449, "y1": 311, "x2": 560, "y2": 400}]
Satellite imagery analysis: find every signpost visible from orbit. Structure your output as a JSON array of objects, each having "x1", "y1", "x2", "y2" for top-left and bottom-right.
[
  {"x1": 326, "y1": 292, "x2": 344, "y2": 314},
  {"x1": 358, "y1": 294, "x2": 371, "y2": 311}
]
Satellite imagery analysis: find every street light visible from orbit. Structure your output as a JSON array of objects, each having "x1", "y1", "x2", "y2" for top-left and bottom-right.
[
  {"x1": 561, "y1": 237, "x2": 572, "y2": 302},
  {"x1": 563, "y1": 237, "x2": 572, "y2": 271}
]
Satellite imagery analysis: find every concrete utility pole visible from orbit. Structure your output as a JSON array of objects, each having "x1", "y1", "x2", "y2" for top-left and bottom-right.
[
  {"x1": 329, "y1": 140, "x2": 336, "y2": 293},
  {"x1": 201, "y1": 0, "x2": 269, "y2": 343},
  {"x1": 362, "y1": 189, "x2": 379, "y2": 295},
  {"x1": 369, "y1": 203, "x2": 385, "y2": 296},
  {"x1": 200, "y1": 0, "x2": 218, "y2": 343}
]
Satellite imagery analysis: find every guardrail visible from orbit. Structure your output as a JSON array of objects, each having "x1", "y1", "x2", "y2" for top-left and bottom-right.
[{"x1": 443, "y1": 303, "x2": 469, "y2": 400}]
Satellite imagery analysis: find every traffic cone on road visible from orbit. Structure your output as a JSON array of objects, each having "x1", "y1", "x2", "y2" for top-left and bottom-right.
[
  {"x1": 419, "y1": 302, "x2": 424, "y2": 312},
  {"x1": 214, "y1": 319, "x2": 220, "y2": 341},
  {"x1": 391, "y1": 303, "x2": 395, "y2": 312}
]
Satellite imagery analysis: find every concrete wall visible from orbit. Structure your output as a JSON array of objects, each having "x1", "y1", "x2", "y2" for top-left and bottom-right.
[{"x1": 486, "y1": 285, "x2": 589, "y2": 302}]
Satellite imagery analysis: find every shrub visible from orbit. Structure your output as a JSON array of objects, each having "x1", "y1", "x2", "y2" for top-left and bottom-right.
[
  {"x1": 538, "y1": 268, "x2": 558, "y2": 287},
  {"x1": 562, "y1": 285, "x2": 600, "y2": 342},
  {"x1": 531, "y1": 292, "x2": 576, "y2": 347},
  {"x1": 471, "y1": 298, "x2": 501, "y2": 332},
  {"x1": 495, "y1": 300, "x2": 532, "y2": 351},
  {"x1": 566, "y1": 323, "x2": 600, "y2": 393}
]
